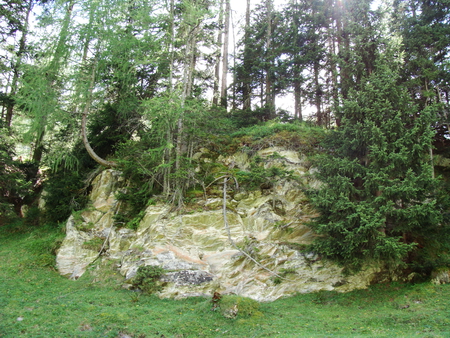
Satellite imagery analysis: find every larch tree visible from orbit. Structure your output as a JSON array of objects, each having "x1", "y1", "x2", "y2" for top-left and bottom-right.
[{"x1": 2, "y1": 0, "x2": 34, "y2": 129}]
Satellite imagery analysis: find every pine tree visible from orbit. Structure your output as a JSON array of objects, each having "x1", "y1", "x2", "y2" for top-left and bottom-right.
[{"x1": 308, "y1": 59, "x2": 442, "y2": 272}]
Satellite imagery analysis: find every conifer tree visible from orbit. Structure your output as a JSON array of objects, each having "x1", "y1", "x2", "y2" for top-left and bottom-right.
[{"x1": 308, "y1": 58, "x2": 442, "y2": 272}]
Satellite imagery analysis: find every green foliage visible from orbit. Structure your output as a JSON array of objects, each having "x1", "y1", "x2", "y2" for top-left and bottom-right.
[
  {"x1": 214, "y1": 295, "x2": 261, "y2": 319},
  {"x1": 114, "y1": 209, "x2": 148, "y2": 230},
  {"x1": 131, "y1": 265, "x2": 166, "y2": 294},
  {"x1": 0, "y1": 128, "x2": 33, "y2": 223},
  {"x1": 112, "y1": 146, "x2": 158, "y2": 229},
  {"x1": 225, "y1": 121, "x2": 326, "y2": 156},
  {"x1": 273, "y1": 220, "x2": 294, "y2": 234},
  {"x1": 82, "y1": 237, "x2": 105, "y2": 252},
  {"x1": 42, "y1": 170, "x2": 89, "y2": 225},
  {"x1": 272, "y1": 267, "x2": 297, "y2": 285},
  {"x1": 237, "y1": 236, "x2": 261, "y2": 260},
  {"x1": 308, "y1": 64, "x2": 444, "y2": 273},
  {"x1": 235, "y1": 157, "x2": 296, "y2": 191},
  {"x1": 87, "y1": 103, "x2": 141, "y2": 161},
  {"x1": 24, "y1": 206, "x2": 41, "y2": 226}
]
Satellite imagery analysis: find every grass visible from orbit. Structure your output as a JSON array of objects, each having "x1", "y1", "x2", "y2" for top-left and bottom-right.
[{"x1": 1, "y1": 224, "x2": 450, "y2": 337}]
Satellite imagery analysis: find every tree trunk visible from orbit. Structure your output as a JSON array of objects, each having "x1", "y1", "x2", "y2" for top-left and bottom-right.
[
  {"x1": 213, "y1": 0, "x2": 224, "y2": 106},
  {"x1": 265, "y1": 0, "x2": 274, "y2": 116},
  {"x1": 220, "y1": 0, "x2": 230, "y2": 108},
  {"x1": 293, "y1": 76, "x2": 302, "y2": 121},
  {"x1": 174, "y1": 21, "x2": 200, "y2": 205},
  {"x1": 80, "y1": 46, "x2": 117, "y2": 168},
  {"x1": 242, "y1": 0, "x2": 252, "y2": 110},
  {"x1": 314, "y1": 60, "x2": 323, "y2": 126},
  {"x1": 81, "y1": 103, "x2": 117, "y2": 168},
  {"x1": 168, "y1": 0, "x2": 175, "y2": 93}
]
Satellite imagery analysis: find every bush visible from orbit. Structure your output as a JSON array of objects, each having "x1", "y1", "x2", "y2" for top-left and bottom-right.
[
  {"x1": 41, "y1": 170, "x2": 89, "y2": 225},
  {"x1": 0, "y1": 129, "x2": 34, "y2": 223},
  {"x1": 131, "y1": 265, "x2": 166, "y2": 294},
  {"x1": 214, "y1": 295, "x2": 261, "y2": 319},
  {"x1": 234, "y1": 157, "x2": 297, "y2": 191}
]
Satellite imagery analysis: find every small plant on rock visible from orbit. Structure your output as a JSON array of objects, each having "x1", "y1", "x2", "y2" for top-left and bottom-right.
[
  {"x1": 131, "y1": 265, "x2": 166, "y2": 294},
  {"x1": 82, "y1": 237, "x2": 105, "y2": 251}
]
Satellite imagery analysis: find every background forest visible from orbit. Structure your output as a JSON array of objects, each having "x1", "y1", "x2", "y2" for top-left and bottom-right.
[{"x1": 1, "y1": 0, "x2": 450, "y2": 275}]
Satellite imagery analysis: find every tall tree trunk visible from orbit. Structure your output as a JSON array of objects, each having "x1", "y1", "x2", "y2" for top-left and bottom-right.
[
  {"x1": 314, "y1": 60, "x2": 323, "y2": 126},
  {"x1": 293, "y1": 73, "x2": 302, "y2": 121},
  {"x1": 329, "y1": 15, "x2": 340, "y2": 124},
  {"x1": 242, "y1": 0, "x2": 252, "y2": 110},
  {"x1": 163, "y1": 0, "x2": 176, "y2": 197},
  {"x1": 76, "y1": 3, "x2": 117, "y2": 168},
  {"x1": 174, "y1": 22, "x2": 200, "y2": 205},
  {"x1": 213, "y1": 0, "x2": 224, "y2": 106},
  {"x1": 220, "y1": 0, "x2": 230, "y2": 108},
  {"x1": 265, "y1": 0, "x2": 274, "y2": 116},
  {"x1": 338, "y1": 0, "x2": 350, "y2": 103}
]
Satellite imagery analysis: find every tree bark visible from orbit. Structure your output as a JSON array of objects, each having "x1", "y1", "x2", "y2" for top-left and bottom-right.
[
  {"x1": 314, "y1": 60, "x2": 323, "y2": 125},
  {"x1": 242, "y1": 0, "x2": 252, "y2": 110},
  {"x1": 81, "y1": 101, "x2": 117, "y2": 168},
  {"x1": 81, "y1": 59, "x2": 117, "y2": 168},
  {"x1": 220, "y1": 0, "x2": 230, "y2": 108},
  {"x1": 265, "y1": 0, "x2": 274, "y2": 115},
  {"x1": 213, "y1": 0, "x2": 224, "y2": 106},
  {"x1": 293, "y1": 75, "x2": 302, "y2": 121}
]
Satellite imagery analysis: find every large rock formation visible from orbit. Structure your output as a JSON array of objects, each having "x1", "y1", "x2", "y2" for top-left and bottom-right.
[{"x1": 57, "y1": 147, "x2": 380, "y2": 301}]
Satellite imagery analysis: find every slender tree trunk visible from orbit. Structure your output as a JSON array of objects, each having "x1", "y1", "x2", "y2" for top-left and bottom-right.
[
  {"x1": 220, "y1": 0, "x2": 230, "y2": 108},
  {"x1": 213, "y1": 0, "x2": 224, "y2": 106},
  {"x1": 265, "y1": 0, "x2": 274, "y2": 116},
  {"x1": 314, "y1": 60, "x2": 322, "y2": 125},
  {"x1": 168, "y1": 0, "x2": 175, "y2": 92},
  {"x1": 339, "y1": 2, "x2": 350, "y2": 102},
  {"x1": 291, "y1": 0, "x2": 302, "y2": 121},
  {"x1": 293, "y1": 74, "x2": 302, "y2": 121},
  {"x1": 174, "y1": 22, "x2": 200, "y2": 205},
  {"x1": 242, "y1": 0, "x2": 252, "y2": 110},
  {"x1": 81, "y1": 103, "x2": 117, "y2": 167},
  {"x1": 163, "y1": 0, "x2": 176, "y2": 197},
  {"x1": 329, "y1": 18, "x2": 339, "y2": 123},
  {"x1": 73, "y1": 3, "x2": 117, "y2": 168}
]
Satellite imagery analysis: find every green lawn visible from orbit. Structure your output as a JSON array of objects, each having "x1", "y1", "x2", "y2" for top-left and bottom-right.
[{"x1": 1, "y1": 225, "x2": 449, "y2": 338}]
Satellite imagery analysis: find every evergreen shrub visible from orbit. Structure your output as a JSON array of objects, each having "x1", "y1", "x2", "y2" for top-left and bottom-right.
[
  {"x1": 42, "y1": 171, "x2": 89, "y2": 225},
  {"x1": 307, "y1": 64, "x2": 446, "y2": 274},
  {"x1": 131, "y1": 265, "x2": 166, "y2": 294}
]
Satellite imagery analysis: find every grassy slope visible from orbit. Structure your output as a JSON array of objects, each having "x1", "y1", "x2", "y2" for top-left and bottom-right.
[{"x1": 1, "y1": 226, "x2": 449, "y2": 338}]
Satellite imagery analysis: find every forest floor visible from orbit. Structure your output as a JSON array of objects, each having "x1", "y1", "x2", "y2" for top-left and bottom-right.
[{"x1": 1, "y1": 223, "x2": 449, "y2": 338}]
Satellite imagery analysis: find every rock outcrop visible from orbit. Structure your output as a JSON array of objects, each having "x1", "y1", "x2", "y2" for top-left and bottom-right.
[{"x1": 57, "y1": 147, "x2": 380, "y2": 301}]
